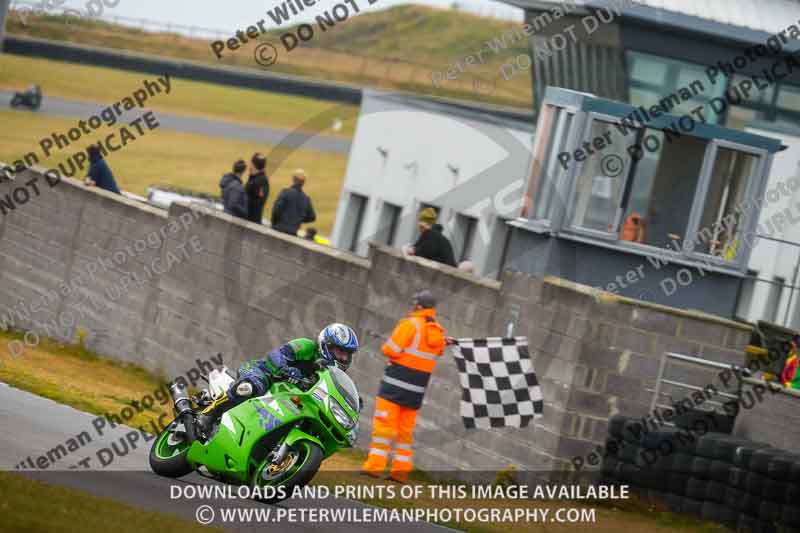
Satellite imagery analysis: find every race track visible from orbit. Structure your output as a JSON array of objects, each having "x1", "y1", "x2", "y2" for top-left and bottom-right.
[
  {"x1": 0, "y1": 383, "x2": 449, "y2": 533},
  {"x1": 0, "y1": 91, "x2": 352, "y2": 154}
]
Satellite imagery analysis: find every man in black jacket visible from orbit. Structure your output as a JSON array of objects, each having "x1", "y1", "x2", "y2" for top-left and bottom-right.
[
  {"x1": 271, "y1": 169, "x2": 316, "y2": 235},
  {"x1": 245, "y1": 153, "x2": 269, "y2": 224},
  {"x1": 219, "y1": 159, "x2": 248, "y2": 220},
  {"x1": 408, "y1": 208, "x2": 457, "y2": 267}
]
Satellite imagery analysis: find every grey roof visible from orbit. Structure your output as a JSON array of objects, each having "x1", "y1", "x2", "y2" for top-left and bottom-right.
[
  {"x1": 363, "y1": 89, "x2": 535, "y2": 132},
  {"x1": 497, "y1": 0, "x2": 800, "y2": 47}
]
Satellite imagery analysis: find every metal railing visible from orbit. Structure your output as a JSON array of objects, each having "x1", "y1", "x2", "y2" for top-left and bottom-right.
[{"x1": 648, "y1": 351, "x2": 746, "y2": 422}]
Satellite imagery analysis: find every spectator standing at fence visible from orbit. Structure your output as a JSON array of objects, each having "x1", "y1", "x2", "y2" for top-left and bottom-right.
[
  {"x1": 84, "y1": 144, "x2": 120, "y2": 194},
  {"x1": 781, "y1": 335, "x2": 800, "y2": 390},
  {"x1": 219, "y1": 159, "x2": 248, "y2": 220},
  {"x1": 407, "y1": 208, "x2": 456, "y2": 267},
  {"x1": 245, "y1": 153, "x2": 269, "y2": 224},
  {"x1": 271, "y1": 169, "x2": 316, "y2": 235}
]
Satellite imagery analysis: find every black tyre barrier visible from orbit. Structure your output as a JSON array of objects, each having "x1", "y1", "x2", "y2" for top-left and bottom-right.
[
  {"x1": 747, "y1": 472, "x2": 769, "y2": 495},
  {"x1": 730, "y1": 466, "x2": 749, "y2": 489},
  {"x1": 742, "y1": 493, "x2": 763, "y2": 516},
  {"x1": 704, "y1": 481, "x2": 728, "y2": 504},
  {"x1": 724, "y1": 486, "x2": 746, "y2": 509},
  {"x1": 760, "y1": 501, "x2": 783, "y2": 522},
  {"x1": 709, "y1": 460, "x2": 733, "y2": 483},
  {"x1": 619, "y1": 443, "x2": 639, "y2": 464},
  {"x1": 661, "y1": 493, "x2": 683, "y2": 513},
  {"x1": 636, "y1": 450, "x2": 673, "y2": 470},
  {"x1": 603, "y1": 438, "x2": 621, "y2": 459},
  {"x1": 608, "y1": 414, "x2": 629, "y2": 440},
  {"x1": 763, "y1": 479, "x2": 791, "y2": 503},
  {"x1": 666, "y1": 472, "x2": 690, "y2": 496},
  {"x1": 622, "y1": 420, "x2": 644, "y2": 445},
  {"x1": 752, "y1": 449, "x2": 784, "y2": 476},
  {"x1": 734, "y1": 444, "x2": 772, "y2": 470},
  {"x1": 711, "y1": 437, "x2": 754, "y2": 462},
  {"x1": 694, "y1": 433, "x2": 749, "y2": 460},
  {"x1": 701, "y1": 502, "x2": 738, "y2": 529},
  {"x1": 782, "y1": 505, "x2": 800, "y2": 527},
  {"x1": 786, "y1": 485, "x2": 800, "y2": 505},
  {"x1": 767, "y1": 455, "x2": 800, "y2": 482},
  {"x1": 618, "y1": 463, "x2": 641, "y2": 484},
  {"x1": 686, "y1": 478, "x2": 708, "y2": 500},
  {"x1": 690, "y1": 456, "x2": 712, "y2": 479},
  {"x1": 670, "y1": 453, "x2": 694, "y2": 474},
  {"x1": 737, "y1": 513, "x2": 759, "y2": 533},
  {"x1": 680, "y1": 496, "x2": 704, "y2": 517}
]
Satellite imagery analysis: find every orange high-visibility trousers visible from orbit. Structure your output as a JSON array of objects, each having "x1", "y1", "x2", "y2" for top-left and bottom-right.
[{"x1": 361, "y1": 397, "x2": 418, "y2": 482}]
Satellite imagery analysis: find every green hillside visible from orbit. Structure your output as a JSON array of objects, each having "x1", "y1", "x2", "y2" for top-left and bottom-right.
[{"x1": 6, "y1": 5, "x2": 534, "y2": 108}]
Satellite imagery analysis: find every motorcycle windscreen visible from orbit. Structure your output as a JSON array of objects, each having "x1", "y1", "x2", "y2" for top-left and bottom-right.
[{"x1": 329, "y1": 367, "x2": 359, "y2": 412}]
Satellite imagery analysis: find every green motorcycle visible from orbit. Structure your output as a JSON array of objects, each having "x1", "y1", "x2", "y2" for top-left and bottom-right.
[{"x1": 149, "y1": 359, "x2": 361, "y2": 502}]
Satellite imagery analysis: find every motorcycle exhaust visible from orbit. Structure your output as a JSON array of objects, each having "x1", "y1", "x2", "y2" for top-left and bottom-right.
[
  {"x1": 170, "y1": 382, "x2": 198, "y2": 444},
  {"x1": 170, "y1": 382, "x2": 193, "y2": 416}
]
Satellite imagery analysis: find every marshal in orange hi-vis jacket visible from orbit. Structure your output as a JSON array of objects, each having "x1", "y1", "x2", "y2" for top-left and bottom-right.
[{"x1": 361, "y1": 290, "x2": 451, "y2": 483}]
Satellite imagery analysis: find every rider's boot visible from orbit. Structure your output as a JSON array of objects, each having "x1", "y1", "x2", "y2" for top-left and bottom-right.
[{"x1": 196, "y1": 392, "x2": 233, "y2": 435}]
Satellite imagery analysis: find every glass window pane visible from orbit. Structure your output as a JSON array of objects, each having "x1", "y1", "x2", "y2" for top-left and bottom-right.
[
  {"x1": 694, "y1": 148, "x2": 758, "y2": 261},
  {"x1": 523, "y1": 105, "x2": 558, "y2": 219},
  {"x1": 629, "y1": 55, "x2": 667, "y2": 85},
  {"x1": 569, "y1": 120, "x2": 634, "y2": 233},
  {"x1": 725, "y1": 106, "x2": 760, "y2": 130},
  {"x1": 626, "y1": 51, "x2": 726, "y2": 124},
  {"x1": 620, "y1": 133, "x2": 708, "y2": 249},
  {"x1": 732, "y1": 75, "x2": 774, "y2": 104},
  {"x1": 777, "y1": 85, "x2": 800, "y2": 112},
  {"x1": 534, "y1": 112, "x2": 574, "y2": 220}
]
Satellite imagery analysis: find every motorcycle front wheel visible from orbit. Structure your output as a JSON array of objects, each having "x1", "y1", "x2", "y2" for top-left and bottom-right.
[
  {"x1": 251, "y1": 440, "x2": 323, "y2": 503},
  {"x1": 10, "y1": 95, "x2": 22, "y2": 108},
  {"x1": 149, "y1": 419, "x2": 193, "y2": 478}
]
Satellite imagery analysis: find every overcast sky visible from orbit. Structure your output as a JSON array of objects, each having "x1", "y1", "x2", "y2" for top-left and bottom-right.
[{"x1": 21, "y1": 0, "x2": 523, "y2": 33}]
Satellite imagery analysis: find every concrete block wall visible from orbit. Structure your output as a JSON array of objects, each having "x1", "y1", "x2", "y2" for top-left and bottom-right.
[{"x1": 1, "y1": 166, "x2": 797, "y2": 477}]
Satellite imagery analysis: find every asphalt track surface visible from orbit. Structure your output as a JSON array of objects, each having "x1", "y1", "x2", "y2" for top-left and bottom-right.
[
  {"x1": 0, "y1": 383, "x2": 449, "y2": 533},
  {"x1": 0, "y1": 91, "x2": 352, "y2": 155}
]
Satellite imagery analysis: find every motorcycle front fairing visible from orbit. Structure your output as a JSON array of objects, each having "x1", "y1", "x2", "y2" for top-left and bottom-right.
[{"x1": 185, "y1": 371, "x2": 359, "y2": 483}]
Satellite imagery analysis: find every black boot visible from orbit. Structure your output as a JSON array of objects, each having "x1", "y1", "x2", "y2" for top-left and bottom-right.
[{"x1": 196, "y1": 392, "x2": 232, "y2": 435}]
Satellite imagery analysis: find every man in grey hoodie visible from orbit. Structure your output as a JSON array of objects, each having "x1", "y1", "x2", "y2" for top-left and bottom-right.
[{"x1": 220, "y1": 159, "x2": 248, "y2": 220}]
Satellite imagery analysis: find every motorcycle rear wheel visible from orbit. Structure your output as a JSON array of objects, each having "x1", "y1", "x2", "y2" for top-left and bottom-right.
[
  {"x1": 251, "y1": 441, "x2": 323, "y2": 503},
  {"x1": 149, "y1": 420, "x2": 193, "y2": 478}
]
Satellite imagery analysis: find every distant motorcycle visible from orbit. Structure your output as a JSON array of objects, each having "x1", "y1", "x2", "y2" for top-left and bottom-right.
[{"x1": 10, "y1": 85, "x2": 42, "y2": 111}]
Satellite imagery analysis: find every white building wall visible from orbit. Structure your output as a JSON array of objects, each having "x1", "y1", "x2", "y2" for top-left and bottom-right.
[
  {"x1": 331, "y1": 91, "x2": 534, "y2": 277},
  {"x1": 738, "y1": 127, "x2": 800, "y2": 328}
]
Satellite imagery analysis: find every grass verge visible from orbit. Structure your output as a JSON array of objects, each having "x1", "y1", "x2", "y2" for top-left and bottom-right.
[
  {"x1": 0, "y1": 329, "x2": 733, "y2": 532},
  {"x1": 0, "y1": 109, "x2": 347, "y2": 233},
  {"x1": 0, "y1": 471, "x2": 227, "y2": 533},
  {"x1": 0, "y1": 53, "x2": 359, "y2": 138}
]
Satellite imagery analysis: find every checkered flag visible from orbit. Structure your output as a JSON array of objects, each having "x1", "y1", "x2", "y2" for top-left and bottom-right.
[{"x1": 452, "y1": 337, "x2": 543, "y2": 429}]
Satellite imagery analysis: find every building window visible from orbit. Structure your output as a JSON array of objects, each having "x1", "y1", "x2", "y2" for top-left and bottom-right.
[
  {"x1": 452, "y1": 213, "x2": 478, "y2": 263},
  {"x1": 569, "y1": 122, "x2": 709, "y2": 249},
  {"x1": 626, "y1": 51, "x2": 728, "y2": 124},
  {"x1": 376, "y1": 202, "x2": 402, "y2": 247},
  {"x1": 523, "y1": 104, "x2": 575, "y2": 221},
  {"x1": 341, "y1": 193, "x2": 368, "y2": 252},
  {"x1": 692, "y1": 148, "x2": 758, "y2": 261},
  {"x1": 569, "y1": 119, "x2": 635, "y2": 236}
]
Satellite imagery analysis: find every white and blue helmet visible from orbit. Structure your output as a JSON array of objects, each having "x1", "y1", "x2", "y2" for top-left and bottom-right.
[{"x1": 318, "y1": 323, "x2": 359, "y2": 371}]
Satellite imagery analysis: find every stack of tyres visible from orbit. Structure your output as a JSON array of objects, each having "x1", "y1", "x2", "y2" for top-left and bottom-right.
[
  {"x1": 600, "y1": 415, "x2": 800, "y2": 532},
  {"x1": 740, "y1": 447, "x2": 800, "y2": 533}
]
